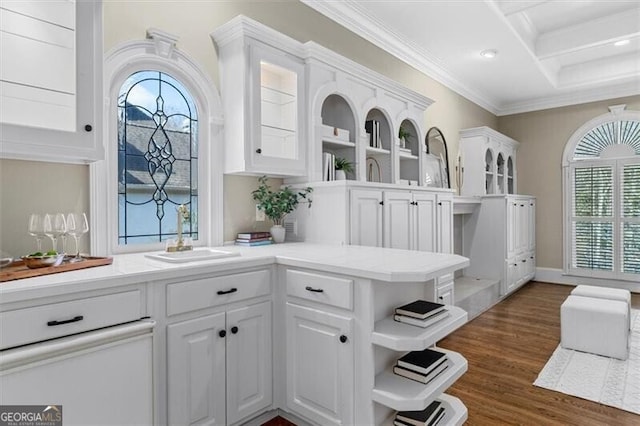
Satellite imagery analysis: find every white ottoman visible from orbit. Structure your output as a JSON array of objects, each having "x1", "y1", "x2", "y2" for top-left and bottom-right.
[
  {"x1": 561, "y1": 295, "x2": 629, "y2": 360},
  {"x1": 571, "y1": 285, "x2": 631, "y2": 329}
]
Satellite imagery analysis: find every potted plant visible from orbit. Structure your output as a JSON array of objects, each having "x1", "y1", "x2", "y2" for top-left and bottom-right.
[
  {"x1": 252, "y1": 176, "x2": 312, "y2": 243},
  {"x1": 334, "y1": 157, "x2": 354, "y2": 180},
  {"x1": 398, "y1": 126, "x2": 412, "y2": 149}
]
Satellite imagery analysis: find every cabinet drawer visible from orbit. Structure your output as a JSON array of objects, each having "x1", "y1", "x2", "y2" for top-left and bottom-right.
[
  {"x1": 436, "y1": 282, "x2": 454, "y2": 306},
  {"x1": 0, "y1": 290, "x2": 142, "y2": 350},
  {"x1": 436, "y1": 272, "x2": 454, "y2": 287},
  {"x1": 286, "y1": 269, "x2": 353, "y2": 310},
  {"x1": 167, "y1": 269, "x2": 271, "y2": 316}
]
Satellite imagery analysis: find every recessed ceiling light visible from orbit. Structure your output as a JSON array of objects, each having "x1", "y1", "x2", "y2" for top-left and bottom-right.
[
  {"x1": 480, "y1": 49, "x2": 498, "y2": 59},
  {"x1": 614, "y1": 39, "x2": 630, "y2": 47}
]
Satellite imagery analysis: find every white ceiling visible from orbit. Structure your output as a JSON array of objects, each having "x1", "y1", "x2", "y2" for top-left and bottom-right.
[{"x1": 301, "y1": 0, "x2": 640, "y2": 116}]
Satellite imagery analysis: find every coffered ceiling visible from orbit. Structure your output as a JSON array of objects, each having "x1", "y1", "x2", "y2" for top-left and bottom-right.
[{"x1": 301, "y1": 0, "x2": 640, "y2": 116}]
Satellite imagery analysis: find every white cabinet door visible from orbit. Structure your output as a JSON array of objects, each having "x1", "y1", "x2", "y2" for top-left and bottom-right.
[
  {"x1": 249, "y1": 44, "x2": 306, "y2": 175},
  {"x1": 383, "y1": 191, "x2": 413, "y2": 250},
  {"x1": 436, "y1": 193, "x2": 453, "y2": 254},
  {"x1": 286, "y1": 303, "x2": 354, "y2": 426},
  {"x1": 436, "y1": 282, "x2": 454, "y2": 305},
  {"x1": 350, "y1": 189, "x2": 383, "y2": 247},
  {"x1": 226, "y1": 302, "x2": 272, "y2": 425},
  {"x1": 413, "y1": 192, "x2": 437, "y2": 252},
  {"x1": 504, "y1": 259, "x2": 519, "y2": 295},
  {"x1": 167, "y1": 313, "x2": 227, "y2": 426},
  {"x1": 506, "y1": 198, "x2": 518, "y2": 257},
  {"x1": 528, "y1": 199, "x2": 536, "y2": 252}
]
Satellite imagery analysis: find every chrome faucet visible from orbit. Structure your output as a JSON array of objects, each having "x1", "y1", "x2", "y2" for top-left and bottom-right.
[{"x1": 166, "y1": 204, "x2": 193, "y2": 252}]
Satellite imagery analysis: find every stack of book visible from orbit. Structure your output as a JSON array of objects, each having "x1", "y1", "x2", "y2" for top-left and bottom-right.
[
  {"x1": 393, "y1": 347, "x2": 449, "y2": 385},
  {"x1": 394, "y1": 400, "x2": 446, "y2": 426},
  {"x1": 365, "y1": 119, "x2": 381, "y2": 148},
  {"x1": 323, "y1": 152, "x2": 335, "y2": 181},
  {"x1": 235, "y1": 232, "x2": 272, "y2": 246},
  {"x1": 394, "y1": 300, "x2": 449, "y2": 328}
]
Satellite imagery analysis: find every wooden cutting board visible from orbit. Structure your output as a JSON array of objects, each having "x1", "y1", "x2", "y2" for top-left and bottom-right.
[{"x1": 0, "y1": 256, "x2": 113, "y2": 283}]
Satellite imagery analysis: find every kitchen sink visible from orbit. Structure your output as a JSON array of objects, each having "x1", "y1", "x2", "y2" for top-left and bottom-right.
[{"x1": 145, "y1": 248, "x2": 240, "y2": 263}]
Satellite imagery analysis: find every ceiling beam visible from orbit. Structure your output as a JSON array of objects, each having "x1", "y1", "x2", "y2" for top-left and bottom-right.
[
  {"x1": 495, "y1": 0, "x2": 550, "y2": 17},
  {"x1": 536, "y1": 9, "x2": 640, "y2": 59}
]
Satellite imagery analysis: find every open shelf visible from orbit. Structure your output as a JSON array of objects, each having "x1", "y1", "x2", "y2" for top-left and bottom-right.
[
  {"x1": 367, "y1": 146, "x2": 391, "y2": 155},
  {"x1": 380, "y1": 393, "x2": 467, "y2": 426},
  {"x1": 322, "y1": 137, "x2": 355, "y2": 149},
  {"x1": 372, "y1": 306, "x2": 467, "y2": 351},
  {"x1": 372, "y1": 348, "x2": 467, "y2": 412},
  {"x1": 398, "y1": 150, "x2": 418, "y2": 160}
]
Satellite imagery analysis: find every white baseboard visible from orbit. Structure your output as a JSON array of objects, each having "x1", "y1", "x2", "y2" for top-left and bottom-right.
[
  {"x1": 240, "y1": 409, "x2": 313, "y2": 426},
  {"x1": 535, "y1": 267, "x2": 640, "y2": 293}
]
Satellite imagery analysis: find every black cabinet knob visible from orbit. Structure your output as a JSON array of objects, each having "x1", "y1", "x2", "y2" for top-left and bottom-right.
[
  {"x1": 231, "y1": 326, "x2": 239, "y2": 334},
  {"x1": 339, "y1": 335, "x2": 348, "y2": 343},
  {"x1": 219, "y1": 330, "x2": 226, "y2": 338},
  {"x1": 256, "y1": 148, "x2": 262, "y2": 154},
  {"x1": 84, "y1": 124, "x2": 92, "y2": 132},
  {"x1": 379, "y1": 201, "x2": 384, "y2": 205},
  {"x1": 438, "y1": 202, "x2": 442, "y2": 206}
]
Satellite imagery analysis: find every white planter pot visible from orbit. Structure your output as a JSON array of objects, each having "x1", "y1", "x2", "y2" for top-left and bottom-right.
[
  {"x1": 335, "y1": 170, "x2": 346, "y2": 180},
  {"x1": 270, "y1": 225, "x2": 286, "y2": 243}
]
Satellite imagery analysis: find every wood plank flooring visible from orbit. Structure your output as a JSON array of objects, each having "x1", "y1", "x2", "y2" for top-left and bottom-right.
[
  {"x1": 439, "y1": 281, "x2": 640, "y2": 425},
  {"x1": 265, "y1": 281, "x2": 640, "y2": 425}
]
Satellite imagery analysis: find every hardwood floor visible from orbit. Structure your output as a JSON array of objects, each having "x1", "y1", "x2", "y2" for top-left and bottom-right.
[{"x1": 439, "y1": 281, "x2": 640, "y2": 425}]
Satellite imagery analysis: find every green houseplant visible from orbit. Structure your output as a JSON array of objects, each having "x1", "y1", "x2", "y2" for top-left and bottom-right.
[
  {"x1": 334, "y1": 157, "x2": 353, "y2": 180},
  {"x1": 398, "y1": 126, "x2": 412, "y2": 149},
  {"x1": 252, "y1": 176, "x2": 312, "y2": 243}
]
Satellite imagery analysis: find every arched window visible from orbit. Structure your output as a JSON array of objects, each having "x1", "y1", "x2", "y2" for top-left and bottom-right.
[
  {"x1": 91, "y1": 29, "x2": 223, "y2": 255},
  {"x1": 117, "y1": 71, "x2": 198, "y2": 245},
  {"x1": 563, "y1": 105, "x2": 640, "y2": 281}
]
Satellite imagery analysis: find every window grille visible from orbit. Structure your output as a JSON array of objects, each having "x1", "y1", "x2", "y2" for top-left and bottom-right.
[{"x1": 117, "y1": 71, "x2": 198, "y2": 245}]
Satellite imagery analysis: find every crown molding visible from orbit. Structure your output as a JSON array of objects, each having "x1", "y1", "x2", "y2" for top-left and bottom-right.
[
  {"x1": 459, "y1": 126, "x2": 519, "y2": 146},
  {"x1": 210, "y1": 15, "x2": 306, "y2": 57},
  {"x1": 300, "y1": 0, "x2": 501, "y2": 115},
  {"x1": 496, "y1": 80, "x2": 640, "y2": 116}
]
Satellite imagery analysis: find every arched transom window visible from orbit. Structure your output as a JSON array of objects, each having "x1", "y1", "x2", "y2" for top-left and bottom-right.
[
  {"x1": 117, "y1": 70, "x2": 198, "y2": 245},
  {"x1": 563, "y1": 105, "x2": 640, "y2": 280}
]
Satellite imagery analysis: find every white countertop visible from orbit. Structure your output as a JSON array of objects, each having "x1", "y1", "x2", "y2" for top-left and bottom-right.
[{"x1": 0, "y1": 243, "x2": 469, "y2": 304}]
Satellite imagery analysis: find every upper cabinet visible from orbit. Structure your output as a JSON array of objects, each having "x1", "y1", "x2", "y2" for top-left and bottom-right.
[
  {"x1": 458, "y1": 127, "x2": 519, "y2": 196},
  {"x1": 211, "y1": 16, "x2": 307, "y2": 176},
  {"x1": 305, "y1": 41, "x2": 433, "y2": 186},
  {"x1": 0, "y1": 0, "x2": 103, "y2": 163}
]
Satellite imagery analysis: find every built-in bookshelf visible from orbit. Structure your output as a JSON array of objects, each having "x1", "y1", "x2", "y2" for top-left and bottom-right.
[{"x1": 321, "y1": 94, "x2": 356, "y2": 181}]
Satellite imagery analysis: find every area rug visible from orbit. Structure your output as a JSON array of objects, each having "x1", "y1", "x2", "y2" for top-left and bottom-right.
[{"x1": 534, "y1": 309, "x2": 640, "y2": 414}]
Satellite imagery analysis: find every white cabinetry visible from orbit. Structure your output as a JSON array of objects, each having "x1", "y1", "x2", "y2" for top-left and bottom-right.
[
  {"x1": 285, "y1": 303, "x2": 354, "y2": 426},
  {"x1": 284, "y1": 268, "x2": 354, "y2": 426},
  {"x1": 211, "y1": 16, "x2": 306, "y2": 176},
  {"x1": 165, "y1": 269, "x2": 273, "y2": 425},
  {"x1": 459, "y1": 127, "x2": 519, "y2": 197},
  {"x1": 0, "y1": 0, "x2": 103, "y2": 163},
  {"x1": 465, "y1": 195, "x2": 536, "y2": 296},
  {"x1": 290, "y1": 182, "x2": 454, "y2": 255},
  {"x1": 168, "y1": 301, "x2": 272, "y2": 426}
]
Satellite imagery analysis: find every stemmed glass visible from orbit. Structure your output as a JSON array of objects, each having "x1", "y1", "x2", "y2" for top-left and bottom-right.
[
  {"x1": 66, "y1": 213, "x2": 89, "y2": 262},
  {"x1": 28, "y1": 214, "x2": 46, "y2": 252},
  {"x1": 43, "y1": 213, "x2": 67, "y2": 253}
]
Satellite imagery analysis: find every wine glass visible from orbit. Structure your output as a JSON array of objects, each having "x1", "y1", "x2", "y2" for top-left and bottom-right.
[
  {"x1": 28, "y1": 214, "x2": 45, "y2": 252},
  {"x1": 44, "y1": 213, "x2": 67, "y2": 253},
  {"x1": 66, "y1": 213, "x2": 89, "y2": 262}
]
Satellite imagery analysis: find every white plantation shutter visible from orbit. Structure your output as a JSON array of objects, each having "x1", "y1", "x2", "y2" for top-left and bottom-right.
[
  {"x1": 571, "y1": 164, "x2": 614, "y2": 272},
  {"x1": 621, "y1": 161, "x2": 640, "y2": 274}
]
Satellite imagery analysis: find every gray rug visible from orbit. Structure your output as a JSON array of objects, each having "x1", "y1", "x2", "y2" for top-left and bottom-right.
[{"x1": 534, "y1": 309, "x2": 640, "y2": 414}]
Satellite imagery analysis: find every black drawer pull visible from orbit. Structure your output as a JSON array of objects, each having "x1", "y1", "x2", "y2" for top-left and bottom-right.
[
  {"x1": 217, "y1": 288, "x2": 238, "y2": 295},
  {"x1": 219, "y1": 330, "x2": 226, "y2": 338},
  {"x1": 305, "y1": 286, "x2": 324, "y2": 293},
  {"x1": 231, "y1": 326, "x2": 239, "y2": 334},
  {"x1": 256, "y1": 148, "x2": 262, "y2": 154},
  {"x1": 47, "y1": 315, "x2": 83, "y2": 327},
  {"x1": 339, "y1": 335, "x2": 348, "y2": 343}
]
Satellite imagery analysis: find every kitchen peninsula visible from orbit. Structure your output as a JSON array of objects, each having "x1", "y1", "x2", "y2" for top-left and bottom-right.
[{"x1": 0, "y1": 243, "x2": 469, "y2": 426}]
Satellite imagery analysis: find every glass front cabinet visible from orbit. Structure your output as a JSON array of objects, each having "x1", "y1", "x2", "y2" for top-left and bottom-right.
[
  {"x1": 459, "y1": 127, "x2": 519, "y2": 197},
  {"x1": 212, "y1": 17, "x2": 307, "y2": 176}
]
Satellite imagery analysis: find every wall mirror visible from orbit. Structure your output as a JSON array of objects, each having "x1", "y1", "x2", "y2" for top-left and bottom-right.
[{"x1": 425, "y1": 127, "x2": 450, "y2": 188}]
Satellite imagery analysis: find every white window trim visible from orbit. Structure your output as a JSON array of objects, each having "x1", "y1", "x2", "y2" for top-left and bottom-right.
[
  {"x1": 90, "y1": 30, "x2": 224, "y2": 255},
  {"x1": 562, "y1": 104, "x2": 640, "y2": 281}
]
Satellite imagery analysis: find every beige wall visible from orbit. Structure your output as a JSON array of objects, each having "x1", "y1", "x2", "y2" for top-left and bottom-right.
[
  {"x1": 0, "y1": 0, "x2": 497, "y2": 257},
  {"x1": 497, "y1": 95, "x2": 640, "y2": 270}
]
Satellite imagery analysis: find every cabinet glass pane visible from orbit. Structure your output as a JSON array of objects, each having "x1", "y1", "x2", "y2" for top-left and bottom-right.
[{"x1": 260, "y1": 61, "x2": 297, "y2": 160}]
